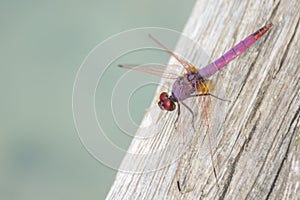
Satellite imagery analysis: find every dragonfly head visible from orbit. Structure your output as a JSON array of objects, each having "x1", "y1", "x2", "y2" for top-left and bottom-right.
[{"x1": 158, "y1": 92, "x2": 176, "y2": 111}]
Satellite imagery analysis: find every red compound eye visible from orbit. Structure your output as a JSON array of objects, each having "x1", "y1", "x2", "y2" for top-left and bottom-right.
[
  {"x1": 159, "y1": 92, "x2": 169, "y2": 101},
  {"x1": 158, "y1": 100, "x2": 166, "y2": 110},
  {"x1": 158, "y1": 92, "x2": 176, "y2": 111},
  {"x1": 158, "y1": 99, "x2": 176, "y2": 111}
]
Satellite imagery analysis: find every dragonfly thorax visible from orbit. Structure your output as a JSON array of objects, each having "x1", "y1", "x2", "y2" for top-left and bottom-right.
[{"x1": 172, "y1": 72, "x2": 208, "y2": 101}]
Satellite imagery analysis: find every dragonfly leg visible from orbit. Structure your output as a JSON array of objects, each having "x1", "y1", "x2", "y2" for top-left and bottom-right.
[
  {"x1": 190, "y1": 93, "x2": 231, "y2": 102},
  {"x1": 177, "y1": 180, "x2": 195, "y2": 194},
  {"x1": 181, "y1": 101, "x2": 196, "y2": 131},
  {"x1": 189, "y1": 93, "x2": 220, "y2": 184},
  {"x1": 174, "y1": 102, "x2": 180, "y2": 129}
]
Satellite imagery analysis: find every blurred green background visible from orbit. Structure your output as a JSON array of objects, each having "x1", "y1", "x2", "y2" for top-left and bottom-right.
[{"x1": 0, "y1": 1, "x2": 195, "y2": 199}]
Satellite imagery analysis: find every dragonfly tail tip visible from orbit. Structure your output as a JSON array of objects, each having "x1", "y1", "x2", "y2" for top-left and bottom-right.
[{"x1": 266, "y1": 22, "x2": 273, "y2": 29}]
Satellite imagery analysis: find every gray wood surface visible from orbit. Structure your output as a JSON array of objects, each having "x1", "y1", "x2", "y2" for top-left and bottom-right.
[{"x1": 107, "y1": 0, "x2": 300, "y2": 199}]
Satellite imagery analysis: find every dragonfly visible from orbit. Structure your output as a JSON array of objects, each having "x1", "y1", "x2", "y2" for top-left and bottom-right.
[{"x1": 119, "y1": 23, "x2": 273, "y2": 192}]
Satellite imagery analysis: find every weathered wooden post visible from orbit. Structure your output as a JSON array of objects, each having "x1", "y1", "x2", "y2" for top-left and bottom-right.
[{"x1": 107, "y1": 0, "x2": 299, "y2": 199}]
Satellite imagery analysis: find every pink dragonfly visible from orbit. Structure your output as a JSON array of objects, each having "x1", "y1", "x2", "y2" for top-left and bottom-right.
[{"x1": 119, "y1": 23, "x2": 273, "y2": 192}]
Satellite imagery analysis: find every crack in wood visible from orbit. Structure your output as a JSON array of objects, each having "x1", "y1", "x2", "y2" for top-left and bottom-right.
[
  {"x1": 219, "y1": 113, "x2": 261, "y2": 200},
  {"x1": 273, "y1": 16, "x2": 300, "y2": 79},
  {"x1": 269, "y1": 0, "x2": 281, "y2": 21},
  {"x1": 244, "y1": 83, "x2": 299, "y2": 199},
  {"x1": 266, "y1": 106, "x2": 300, "y2": 199}
]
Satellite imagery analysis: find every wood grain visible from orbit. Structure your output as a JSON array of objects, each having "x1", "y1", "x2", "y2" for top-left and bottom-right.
[{"x1": 107, "y1": 0, "x2": 300, "y2": 199}]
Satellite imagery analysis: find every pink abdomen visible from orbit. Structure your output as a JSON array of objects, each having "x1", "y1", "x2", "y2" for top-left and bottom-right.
[{"x1": 198, "y1": 23, "x2": 272, "y2": 78}]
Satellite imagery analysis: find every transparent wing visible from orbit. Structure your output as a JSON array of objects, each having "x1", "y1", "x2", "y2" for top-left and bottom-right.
[
  {"x1": 174, "y1": 80, "x2": 224, "y2": 192},
  {"x1": 119, "y1": 35, "x2": 198, "y2": 79},
  {"x1": 149, "y1": 34, "x2": 194, "y2": 71},
  {"x1": 118, "y1": 64, "x2": 182, "y2": 79}
]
